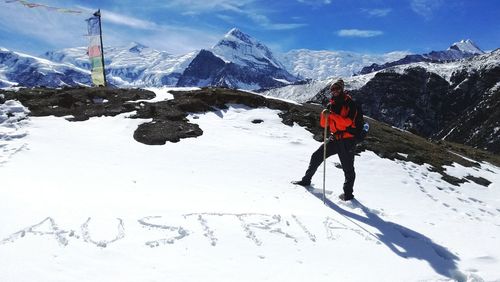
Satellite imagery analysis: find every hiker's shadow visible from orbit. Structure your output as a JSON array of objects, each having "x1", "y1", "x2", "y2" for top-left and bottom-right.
[{"x1": 308, "y1": 190, "x2": 465, "y2": 281}]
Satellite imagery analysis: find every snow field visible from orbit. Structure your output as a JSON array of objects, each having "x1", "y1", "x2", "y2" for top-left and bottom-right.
[{"x1": 1, "y1": 93, "x2": 499, "y2": 281}]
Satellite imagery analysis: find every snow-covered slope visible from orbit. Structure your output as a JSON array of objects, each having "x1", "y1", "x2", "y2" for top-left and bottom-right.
[
  {"x1": 43, "y1": 43, "x2": 197, "y2": 87},
  {"x1": 41, "y1": 29, "x2": 298, "y2": 90},
  {"x1": 262, "y1": 72, "x2": 377, "y2": 103},
  {"x1": 212, "y1": 28, "x2": 285, "y2": 70},
  {"x1": 384, "y1": 48, "x2": 498, "y2": 82},
  {"x1": 0, "y1": 47, "x2": 90, "y2": 87},
  {"x1": 0, "y1": 89, "x2": 499, "y2": 281},
  {"x1": 279, "y1": 49, "x2": 409, "y2": 80}
]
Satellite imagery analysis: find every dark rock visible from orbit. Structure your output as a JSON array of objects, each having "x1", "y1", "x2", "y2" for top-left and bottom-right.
[
  {"x1": 465, "y1": 175, "x2": 492, "y2": 187},
  {"x1": 441, "y1": 174, "x2": 468, "y2": 186},
  {"x1": 133, "y1": 120, "x2": 203, "y2": 145},
  {"x1": 171, "y1": 98, "x2": 214, "y2": 113},
  {"x1": 176, "y1": 50, "x2": 226, "y2": 87},
  {"x1": 176, "y1": 49, "x2": 297, "y2": 90},
  {"x1": 132, "y1": 101, "x2": 186, "y2": 121},
  {"x1": 1, "y1": 87, "x2": 155, "y2": 120}
]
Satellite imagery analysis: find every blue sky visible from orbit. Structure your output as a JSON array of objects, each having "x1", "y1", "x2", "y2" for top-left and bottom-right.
[{"x1": 0, "y1": 0, "x2": 499, "y2": 56}]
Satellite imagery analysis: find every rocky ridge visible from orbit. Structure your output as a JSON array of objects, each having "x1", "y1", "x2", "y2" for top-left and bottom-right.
[
  {"x1": 310, "y1": 50, "x2": 500, "y2": 153},
  {"x1": 359, "y1": 39, "x2": 485, "y2": 75},
  {"x1": 1, "y1": 87, "x2": 498, "y2": 187}
]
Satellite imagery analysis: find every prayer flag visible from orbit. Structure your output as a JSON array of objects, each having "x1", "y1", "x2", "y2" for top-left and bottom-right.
[{"x1": 86, "y1": 10, "x2": 106, "y2": 87}]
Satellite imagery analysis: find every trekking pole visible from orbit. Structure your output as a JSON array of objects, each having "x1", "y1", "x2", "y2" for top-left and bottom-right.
[{"x1": 322, "y1": 110, "x2": 329, "y2": 204}]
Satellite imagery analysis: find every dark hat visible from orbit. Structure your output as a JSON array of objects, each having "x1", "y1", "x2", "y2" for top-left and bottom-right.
[{"x1": 330, "y1": 79, "x2": 344, "y2": 92}]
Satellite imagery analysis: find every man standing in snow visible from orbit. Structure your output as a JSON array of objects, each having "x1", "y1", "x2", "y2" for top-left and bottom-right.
[{"x1": 293, "y1": 79, "x2": 357, "y2": 201}]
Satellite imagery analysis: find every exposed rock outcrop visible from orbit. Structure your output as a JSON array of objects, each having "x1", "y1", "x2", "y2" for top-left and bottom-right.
[{"x1": 2, "y1": 87, "x2": 498, "y2": 186}]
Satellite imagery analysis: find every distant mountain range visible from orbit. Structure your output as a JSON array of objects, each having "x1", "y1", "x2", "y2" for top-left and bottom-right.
[
  {"x1": 1, "y1": 28, "x2": 497, "y2": 147},
  {"x1": 1, "y1": 30, "x2": 499, "y2": 154},
  {"x1": 1, "y1": 28, "x2": 486, "y2": 90},
  {"x1": 0, "y1": 47, "x2": 91, "y2": 88},
  {"x1": 275, "y1": 49, "x2": 499, "y2": 153},
  {"x1": 359, "y1": 39, "x2": 485, "y2": 74}
]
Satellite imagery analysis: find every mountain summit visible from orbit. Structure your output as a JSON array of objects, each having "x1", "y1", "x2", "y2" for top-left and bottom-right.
[
  {"x1": 212, "y1": 28, "x2": 285, "y2": 69},
  {"x1": 448, "y1": 39, "x2": 484, "y2": 54},
  {"x1": 176, "y1": 28, "x2": 298, "y2": 89}
]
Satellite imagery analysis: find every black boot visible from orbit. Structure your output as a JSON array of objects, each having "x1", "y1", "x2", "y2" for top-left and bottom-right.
[
  {"x1": 292, "y1": 179, "x2": 311, "y2": 187},
  {"x1": 339, "y1": 193, "x2": 354, "y2": 201}
]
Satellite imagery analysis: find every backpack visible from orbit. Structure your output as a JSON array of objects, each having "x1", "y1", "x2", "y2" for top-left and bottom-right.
[{"x1": 347, "y1": 99, "x2": 369, "y2": 142}]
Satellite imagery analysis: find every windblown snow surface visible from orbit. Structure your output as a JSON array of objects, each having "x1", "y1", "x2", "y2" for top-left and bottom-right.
[{"x1": 1, "y1": 88, "x2": 499, "y2": 282}]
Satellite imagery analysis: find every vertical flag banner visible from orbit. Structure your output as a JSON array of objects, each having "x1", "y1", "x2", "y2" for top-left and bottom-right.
[{"x1": 86, "y1": 10, "x2": 106, "y2": 87}]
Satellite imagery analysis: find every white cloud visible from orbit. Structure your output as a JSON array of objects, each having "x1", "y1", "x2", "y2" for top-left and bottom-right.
[
  {"x1": 183, "y1": 1, "x2": 306, "y2": 31},
  {"x1": 337, "y1": 29, "x2": 383, "y2": 38},
  {"x1": 297, "y1": 0, "x2": 331, "y2": 6},
  {"x1": 0, "y1": 0, "x2": 304, "y2": 55},
  {"x1": 133, "y1": 28, "x2": 220, "y2": 55},
  {"x1": 0, "y1": 2, "x2": 89, "y2": 51},
  {"x1": 216, "y1": 14, "x2": 235, "y2": 22},
  {"x1": 0, "y1": 2, "x2": 220, "y2": 55},
  {"x1": 265, "y1": 23, "x2": 308, "y2": 30},
  {"x1": 163, "y1": 0, "x2": 255, "y2": 13},
  {"x1": 102, "y1": 10, "x2": 159, "y2": 30},
  {"x1": 247, "y1": 13, "x2": 307, "y2": 30},
  {"x1": 362, "y1": 8, "x2": 392, "y2": 17},
  {"x1": 411, "y1": 0, "x2": 443, "y2": 19}
]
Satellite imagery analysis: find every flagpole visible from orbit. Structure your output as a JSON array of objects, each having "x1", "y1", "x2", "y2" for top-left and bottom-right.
[{"x1": 95, "y1": 9, "x2": 107, "y2": 87}]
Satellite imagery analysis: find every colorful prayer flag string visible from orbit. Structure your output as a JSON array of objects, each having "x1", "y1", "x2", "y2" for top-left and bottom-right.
[{"x1": 5, "y1": 0, "x2": 82, "y2": 14}]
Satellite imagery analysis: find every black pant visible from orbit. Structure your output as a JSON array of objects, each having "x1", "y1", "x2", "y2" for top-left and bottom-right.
[{"x1": 302, "y1": 138, "x2": 356, "y2": 196}]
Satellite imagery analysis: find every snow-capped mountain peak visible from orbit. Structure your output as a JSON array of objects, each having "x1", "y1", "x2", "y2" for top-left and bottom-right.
[
  {"x1": 175, "y1": 28, "x2": 299, "y2": 89},
  {"x1": 448, "y1": 39, "x2": 484, "y2": 54},
  {"x1": 224, "y1": 28, "x2": 253, "y2": 45},
  {"x1": 212, "y1": 28, "x2": 283, "y2": 69},
  {"x1": 127, "y1": 42, "x2": 148, "y2": 53}
]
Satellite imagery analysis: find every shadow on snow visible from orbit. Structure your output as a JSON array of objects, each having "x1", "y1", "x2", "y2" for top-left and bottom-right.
[{"x1": 308, "y1": 189, "x2": 466, "y2": 281}]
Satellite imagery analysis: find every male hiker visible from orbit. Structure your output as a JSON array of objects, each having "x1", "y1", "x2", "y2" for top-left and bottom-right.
[{"x1": 293, "y1": 79, "x2": 357, "y2": 201}]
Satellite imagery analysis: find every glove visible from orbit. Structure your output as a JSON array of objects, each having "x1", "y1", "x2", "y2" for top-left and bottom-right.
[{"x1": 326, "y1": 102, "x2": 333, "y2": 111}]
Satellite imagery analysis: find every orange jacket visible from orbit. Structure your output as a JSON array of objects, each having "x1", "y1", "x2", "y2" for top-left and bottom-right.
[{"x1": 320, "y1": 94, "x2": 356, "y2": 139}]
